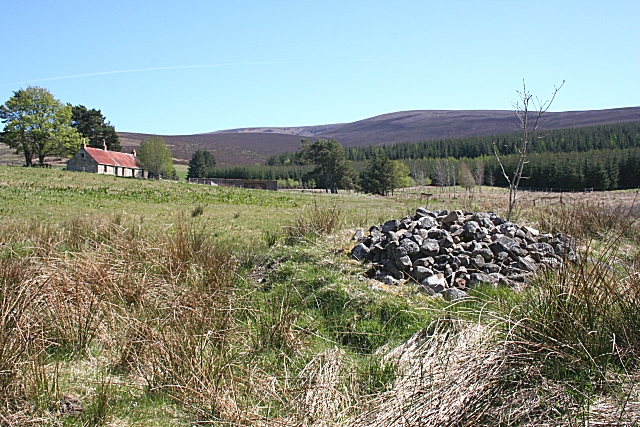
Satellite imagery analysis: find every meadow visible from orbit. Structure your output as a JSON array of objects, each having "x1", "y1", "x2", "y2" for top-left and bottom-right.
[{"x1": 1, "y1": 165, "x2": 639, "y2": 426}]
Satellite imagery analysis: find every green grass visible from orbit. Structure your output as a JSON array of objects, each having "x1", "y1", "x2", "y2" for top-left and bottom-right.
[
  {"x1": 174, "y1": 164, "x2": 188, "y2": 181},
  {"x1": 1, "y1": 165, "x2": 638, "y2": 426},
  {"x1": 0, "y1": 166, "x2": 431, "y2": 425},
  {"x1": 0, "y1": 166, "x2": 412, "y2": 230}
]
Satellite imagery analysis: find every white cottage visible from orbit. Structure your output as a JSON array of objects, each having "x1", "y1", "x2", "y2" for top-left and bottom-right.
[{"x1": 67, "y1": 142, "x2": 146, "y2": 178}]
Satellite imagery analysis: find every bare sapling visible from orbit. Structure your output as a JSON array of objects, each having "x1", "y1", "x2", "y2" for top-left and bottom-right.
[
  {"x1": 495, "y1": 80, "x2": 564, "y2": 221},
  {"x1": 473, "y1": 161, "x2": 484, "y2": 192},
  {"x1": 433, "y1": 160, "x2": 448, "y2": 193}
]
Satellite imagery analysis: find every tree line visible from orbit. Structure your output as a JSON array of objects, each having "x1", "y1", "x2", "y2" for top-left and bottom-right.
[
  {"x1": 404, "y1": 147, "x2": 640, "y2": 192},
  {"x1": 488, "y1": 148, "x2": 640, "y2": 190},
  {"x1": 256, "y1": 121, "x2": 640, "y2": 192},
  {"x1": 265, "y1": 121, "x2": 640, "y2": 165},
  {"x1": 207, "y1": 141, "x2": 640, "y2": 193},
  {"x1": 347, "y1": 121, "x2": 640, "y2": 161},
  {"x1": 188, "y1": 139, "x2": 413, "y2": 195}
]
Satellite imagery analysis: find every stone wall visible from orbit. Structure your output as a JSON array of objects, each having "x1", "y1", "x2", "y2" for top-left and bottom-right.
[{"x1": 66, "y1": 149, "x2": 99, "y2": 173}]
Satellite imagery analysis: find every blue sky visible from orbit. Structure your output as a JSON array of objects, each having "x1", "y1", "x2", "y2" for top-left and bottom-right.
[{"x1": 1, "y1": 1, "x2": 638, "y2": 135}]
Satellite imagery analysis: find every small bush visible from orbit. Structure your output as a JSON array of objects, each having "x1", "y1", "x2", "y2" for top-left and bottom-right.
[{"x1": 190, "y1": 203, "x2": 205, "y2": 217}]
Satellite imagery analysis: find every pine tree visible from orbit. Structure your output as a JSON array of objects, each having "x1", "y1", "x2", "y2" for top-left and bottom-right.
[
  {"x1": 187, "y1": 150, "x2": 216, "y2": 179},
  {"x1": 299, "y1": 138, "x2": 356, "y2": 193}
]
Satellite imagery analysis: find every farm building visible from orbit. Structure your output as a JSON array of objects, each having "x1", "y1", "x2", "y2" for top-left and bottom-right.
[
  {"x1": 67, "y1": 142, "x2": 146, "y2": 178},
  {"x1": 189, "y1": 178, "x2": 277, "y2": 190}
]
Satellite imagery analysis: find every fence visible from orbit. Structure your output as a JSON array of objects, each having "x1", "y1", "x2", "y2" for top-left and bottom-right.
[
  {"x1": 0, "y1": 162, "x2": 52, "y2": 168},
  {"x1": 189, "y1": 178, "x2": 278, "y2": 191}
]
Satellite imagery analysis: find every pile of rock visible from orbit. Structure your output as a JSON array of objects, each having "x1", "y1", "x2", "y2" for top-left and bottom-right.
[{"x1": 351, "y1": 208, "x2": 575, "y2": 298}]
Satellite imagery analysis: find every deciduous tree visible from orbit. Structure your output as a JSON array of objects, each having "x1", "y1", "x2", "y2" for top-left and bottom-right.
[
  {"x1": 391, "y1": 160, "x2": 414, "y2": 192},
  {"x1": 137, "y1": 136, "x2": 176, "y2": 179},
  {"x1": 71, "y1": 105, "x2": 121, "y2": 151},
  {"x1": 0, "y1": 86, "x2": 81, "y2": 166},
  {"x1": 495, "y1": 80, "x2": 563, "y2": 221},
  {"x1": 473, "y1": 161, "x2": 485, "y2": 192},
  {"x1": 432, "y1": 160, "x2": 448, "y2": 192},
  {"x1": 458, "y1": 162, "x2": 475, "y2": 192}
]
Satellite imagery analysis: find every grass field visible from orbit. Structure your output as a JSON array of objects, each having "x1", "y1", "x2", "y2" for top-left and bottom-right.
[
  {"x1": 1, "y1": 166, "x2": 639, "y2": 426},
  {"x1": 174, "y1": 164, "x2": 189, "y2": 181}
]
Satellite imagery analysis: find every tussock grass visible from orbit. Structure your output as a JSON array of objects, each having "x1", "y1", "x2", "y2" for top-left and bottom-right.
[
  {"x1": 2, "y1": 166, "x2": 640, "y2": 425},
  {"x1": 350, "y1": 320, "x2": 583, "y2": 427},
  {"x1": 0, "y1": 215, "x2": 244, "y2": 423},
  {"x1": 285, "y1": 199, "x2": 345, "y2": 243},
  {"x1": 0, "y1": 257, "x2": 39, "y2": 398},
  {"x1": 289, "y1": 348, "x2": 356, "y2": 427},
  {"x1": 539, "y1": 198, "x2": 640, "y2": 241}
]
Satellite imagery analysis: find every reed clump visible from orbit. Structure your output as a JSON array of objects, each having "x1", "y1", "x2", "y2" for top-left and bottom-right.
[
  {"x1": 1, "y1": 193, "x2": 639, "y2": 426},
  {"x1": 0, "y1": 215, "x2": 257, "y2": 424}
]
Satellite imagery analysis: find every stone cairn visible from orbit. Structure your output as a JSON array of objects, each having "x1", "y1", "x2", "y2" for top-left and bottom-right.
[{"x1": 351, "y1": 208, "x2": 576, "y2": 299}]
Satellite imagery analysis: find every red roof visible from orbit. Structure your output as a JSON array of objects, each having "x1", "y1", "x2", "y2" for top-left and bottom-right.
[{"x1": 85, "y1": 147, "x2": 141, "y2": 169}]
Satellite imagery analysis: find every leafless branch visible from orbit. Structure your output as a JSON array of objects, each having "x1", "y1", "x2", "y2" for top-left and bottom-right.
[{"x1": 495, "y1": 80, "x2": 564, "y2": 221}]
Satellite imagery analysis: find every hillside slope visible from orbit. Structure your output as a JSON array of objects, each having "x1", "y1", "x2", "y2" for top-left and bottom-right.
[
  {"x1": 118, "y1": 132, "x2": 306, "y2": 166},
  {"x1": 315, "y1": 107, "x2": 640, "y2": 146},
  {"x1": 115, "y1": 106, "x2": 640, "y2": 165}
]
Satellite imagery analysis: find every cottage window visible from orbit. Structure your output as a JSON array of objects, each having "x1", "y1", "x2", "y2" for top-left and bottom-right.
[
  {"x1": 104, "y1": 165, "x2": 107, "y2": 173},
  {"x1": 81, "y1": 153, "x2": 85, "y2": 158}
]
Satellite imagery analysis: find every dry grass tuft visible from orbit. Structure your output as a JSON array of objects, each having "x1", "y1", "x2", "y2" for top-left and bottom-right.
[
  {"x1": 350, "y1": 320, "x2": 580, "y2": 427},
  {"x1": 291, "y1": 348, "x2": 355, "y2": 427},
  {"x1": 0, "y1": 215, "x2": 258, "y2": 424},
  {"x1": 0, "y1": 257, "x2": 41, "y2": 400},
  {"x1": 539, "y1": 199, "x2": 640, "y2": 241},
  {"x1": 285, "y1": 199, "x2": 345, "y2": 242}
]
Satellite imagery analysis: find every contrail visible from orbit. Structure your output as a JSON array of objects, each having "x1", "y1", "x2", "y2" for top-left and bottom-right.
[{"x1": 1, "y1": 59, "x2": 383, "y2": 88}]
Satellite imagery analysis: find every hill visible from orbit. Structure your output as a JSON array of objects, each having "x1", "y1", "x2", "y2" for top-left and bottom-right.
[
  {"x1": 118, "y1": 132, "x2": 306, "y2": 166},
  {"x1": 3, "y1": 107, "x2": 638, "y2": 167},
  {"x1": 119, "y1": 107, "x2": 640, "y2": 166},
  {"x1": 315, "y1": 107, "x2": 640, "y2": 147}
]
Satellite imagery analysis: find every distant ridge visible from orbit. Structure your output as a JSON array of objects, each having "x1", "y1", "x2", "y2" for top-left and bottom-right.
[
  {"x1": 118, "y1": 107, "x2": 640, "y2": 166},
  {"x1": 210, "y1": 123, "x2": 344, "y2": 137},
  {"x1": 314, "y1": 107, "x2": 640, "y2": 147}
]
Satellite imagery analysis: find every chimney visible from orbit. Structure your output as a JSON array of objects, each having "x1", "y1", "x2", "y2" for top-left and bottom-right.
[
  {"x1": 81, "y1": 138, "x2": 86, "y2": 149},
  {"x1": 102, "y1": 139, "x2": 107, "y2": 151},
  {"x1": 132, "y1": 150, "x2": 137, "y2": 157}
]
